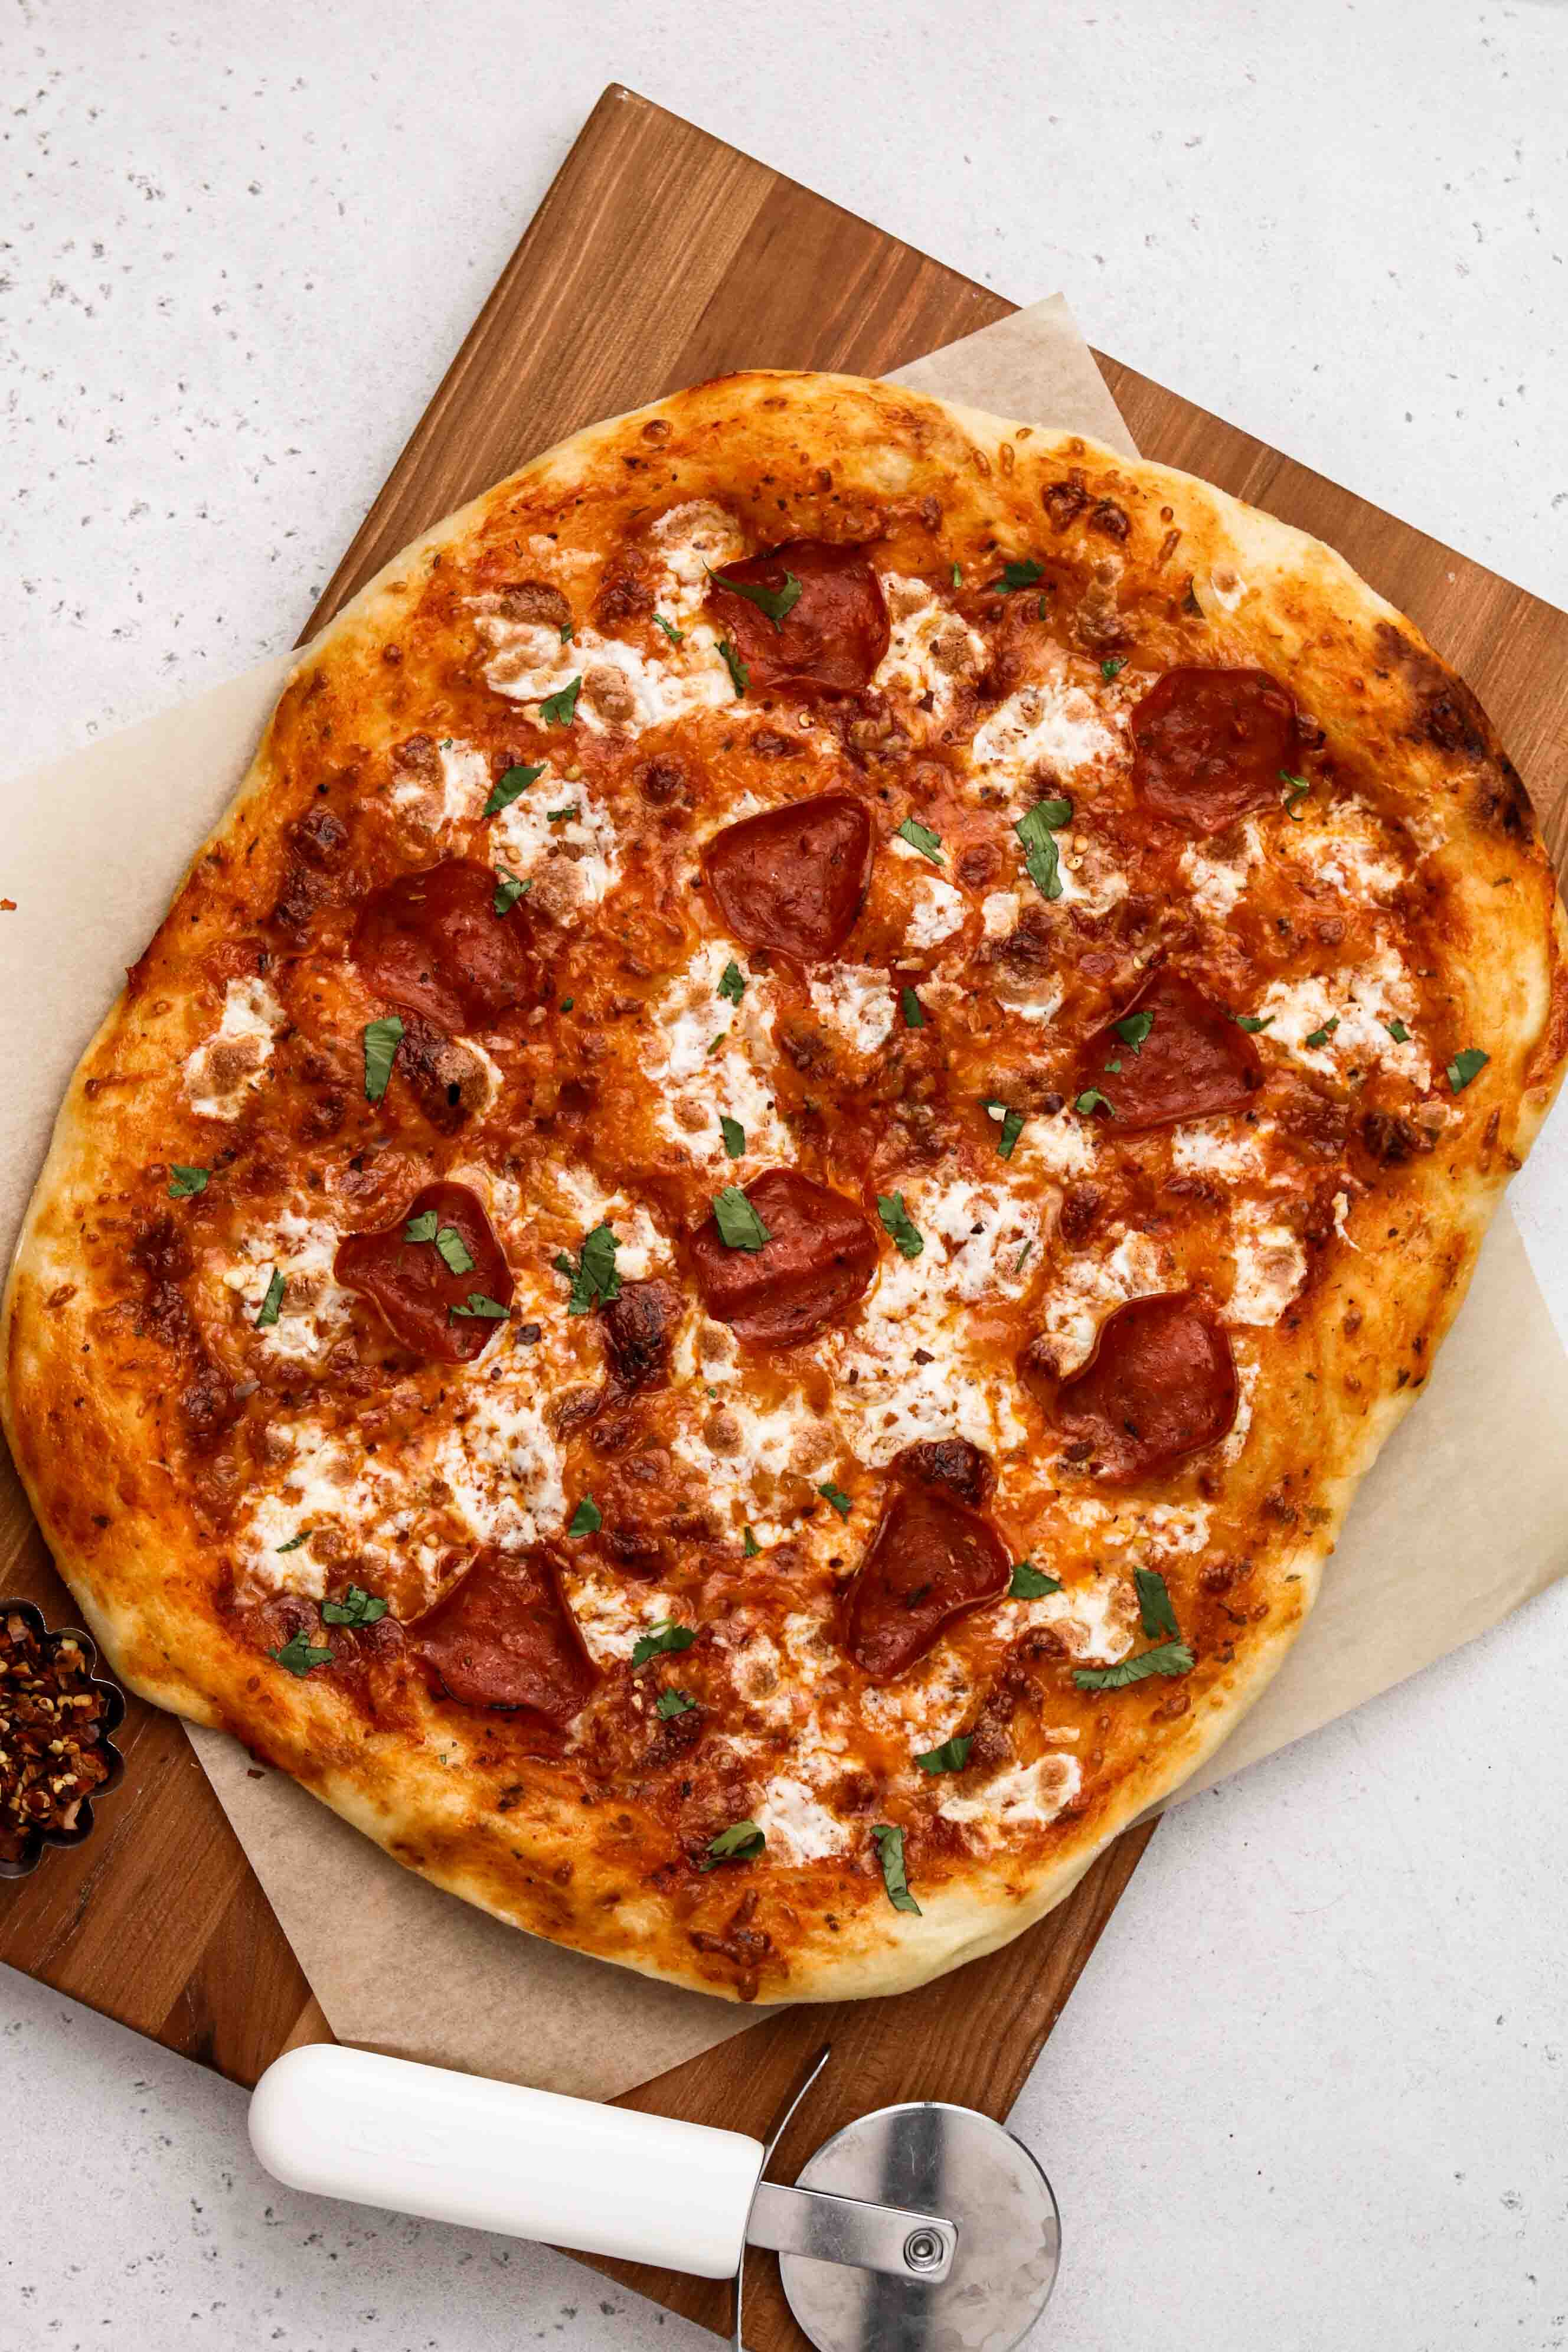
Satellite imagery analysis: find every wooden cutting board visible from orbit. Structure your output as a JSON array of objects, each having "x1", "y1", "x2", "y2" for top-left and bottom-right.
[{"x1": 4, "y1": 82, "x2": 1566, "y2": 2351}]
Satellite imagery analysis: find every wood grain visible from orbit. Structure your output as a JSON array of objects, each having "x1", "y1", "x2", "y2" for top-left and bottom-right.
[{"x1": 3, "y1": 79, "x2": 1565, "y2": 2350}]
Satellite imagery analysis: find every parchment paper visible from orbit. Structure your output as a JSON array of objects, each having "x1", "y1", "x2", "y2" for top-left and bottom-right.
[{"x1": 4, "y1": 298, "x2": 1566, "y2": 2099}]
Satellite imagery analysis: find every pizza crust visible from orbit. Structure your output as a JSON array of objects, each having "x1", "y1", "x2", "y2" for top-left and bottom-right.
[{"x1": 5, "y1": 371, "x2": 1564, "y2": 2001}]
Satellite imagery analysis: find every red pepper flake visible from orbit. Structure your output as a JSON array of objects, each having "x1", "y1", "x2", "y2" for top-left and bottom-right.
[{"x1": 0, "y1": 1610, "x2": 113, "y2": 1864}]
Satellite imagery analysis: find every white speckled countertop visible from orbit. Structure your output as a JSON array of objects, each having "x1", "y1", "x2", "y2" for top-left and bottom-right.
[{"x1": 3, "y1": 4, "x2": 1566, "y2": 2347}]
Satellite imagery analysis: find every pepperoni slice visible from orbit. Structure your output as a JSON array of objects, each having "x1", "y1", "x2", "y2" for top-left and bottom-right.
[
  {"x1": 334, "y1": 1180, "x2": 513, "y2": 1363},
  {"x1": 1048, "y1": 1291, "x2": 1239, "y2": 1483},
  {"x1": 1079, "y1": 969, "x2": 1263, "y2": 1134},
  {"x1": 842, "y1": 1474, "x2": 1011, "y2": 1683},
  {"x1": 1132, "y1": 667, "x2": 1298, "y2": 837},
  {"x1": 351, "y1": 858, "x2": 540, "y2": 1031},
  {"x1": 701, "y1": 793, "x2": 873, "y2": 963},
  {"x1": 688, "y1": 1169, "x2": 877, "y2": 1345},
  {"x1": 707, "y1": 540, "x2": 890, "y2": 697},
  {"x1": 413, "y1": 1546, "x2": 599, "y2": 1721}
]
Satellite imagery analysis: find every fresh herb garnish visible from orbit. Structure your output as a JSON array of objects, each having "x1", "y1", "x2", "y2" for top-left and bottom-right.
[
  {"x1": 1009, "y1": 1561, "x2": 1063, "y2": 1599},
  {"x1": 567, "y1": 1497, "x2": 603, "y2": 1537},
  {"x1": 713, "y1": 1185, "x2": 771, "y2": 1252},
  {"x1": 1074, "y1": 1639, "x2": 1195, "y2": 1690},
  {"x1": 166, "y1": 1164, "x2": 209, "y2": 1200},
  {"x1": 877, "y1": 1191, "x2": 924, "y2": 1260},
  {"x1": 1234, "y1": 1013, "x2": 1274, "y2": 1033},
  {"x1": 701, "y1": 1819, "x2": 766, "y2": 1868},
  {"x1": 818, "y1": 1482, "x2": 852, "y2": 1520},
  {"x1": 321, "y1": 1584, "x2": 388, "y2": 1627},
  {"x1": 951, "y1": 561, "x2": 962, "y2": 588},
  {"x1": 546, "y1": 803, "x2": 580, "y2": 822},
  {"x1": 554, "y1": 1223, "x2": 621, "y2": 1314},
  {"x1": 434, "y1": 1225, "x2": 475, "y2": 1276},
  {"x1": 1304, "y1": 1017, "x2": 1340, "y2": 1050},
  {"x1": 713, "y1": 568, "x2": 802, "y2": 628},
  {"x1": 269, "y1": 1631, "x2": 333, "y2": 1677},
  {"x1": 719, "y1": 1113, "x2": 746, "y2": 1158},
  {"x1": 404, "y1": 1210, "x2": 439, "y2": 1243},
  {"x1": 493, "y1": 867, "x2": 531, "y2": 916},
  {"x1": 1112, "y1": 1010, "x2": 1154, "y2": 1055},
  {"x1": 653, "y1": 613, "x2": 684, "y2": 644},
  {"x1": 362, "y1": 1014, "x2": 404, "y2": 1103},
  {"x1": 1101, "y1": 656, "x2": 1126, "y2": 681},
  {"x1": 896, "y1": 816, "x2": 945, "y2": 864},
  {"x1": 255, "y1": 1268, "x2": 286, "y2": 1329},
  {"x1": 449, "y1": 1292, "x2": 510, "y2": 1320},
  {"x1": 717, "y1": 959, "x2": 748, "y2": 1005},
  {"x1": 1134, "y1": 1567, "x2": 1180, "y2": 1642},
  {"x1": 914, "y1": 1734, "x2": 972, "y2": 1775},
  {"x1": 717, "y1": 640, "x2": 749, "y2": 695},
  {"x1": 483, "y1": 762, "x2": 545, "y2": 816},
  {"x1": 655, "y1": 1688, "x2": 696, "y2": 1720},
  {"x1": 1448, "y1": 1047, "x2": 1488, "y2": 1092},
  {"x1": 631, "y1": 1620, "x2": 697, "y2": 1671},
  {"x1": 559, "y1": 997, "x2": 574, "y2": 1012},
  {"x1": 978, "y1": 1096, "x2": 1026, "y2": 1160},
  {"x1": 1386, "y1": 1017, "x2": 1412, "y2": 1043},
  {"x1": 275, "y1": 1531, "x2": 311, "y2": 1553},
  {"x1": 901, "y1": 986, "x2": 925, "y2": 1029},
  {"x1": 1105, "y1": 1059, "x2": 1122, "y2": 1074},
  {"x1": 995, "y1": 557, "x2": 1045, "y2": 593},
  {"x1": 539, "y1": 676, "x2": 582, "y2": 727},
  {"x1": 871, "y1": 1823, "x2": 921, "y2": 1914},
  {"x1": 1015, "y1": 796, "x2": 1074, "y2": 900},
  {"x1": 742, "y1": 1526, "x2": 762, "y2": 1559},
  {"x1": 1280, "y1": 771, "x2": 1311, "y2": 819},
  {"x1": 1076, "y1": 1087, "x2": 1114, "y2": 1117}
]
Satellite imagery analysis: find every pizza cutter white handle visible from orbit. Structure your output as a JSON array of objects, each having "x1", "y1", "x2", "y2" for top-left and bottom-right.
[{"x1": 249, "y1": 2044, "x2": 763, "y2": 2277}]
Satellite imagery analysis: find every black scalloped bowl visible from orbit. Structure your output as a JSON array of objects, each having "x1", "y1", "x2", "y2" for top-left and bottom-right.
[{"x1": 0, "y1": 1599, "x2": 126, "y2": 1880}]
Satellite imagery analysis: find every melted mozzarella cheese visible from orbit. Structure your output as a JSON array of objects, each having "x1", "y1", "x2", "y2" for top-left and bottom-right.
[
  {"x1": 1227, "y1": 1205, "x2": 1308, "y2": 1326},
  {"x1": 184, "y1": 977, "x2": 284, "y2": 1119},
  {"x1": 437, "y1": 1381, "x2": 569, "y2": 1549},
  {"x1": 1257, "y1": 948, "x2": 1429, "y2": 1087},
  {"x1": 567, "y1": 1573, "x2": 683, "y2": 1669},
  {"x1": 807, "y1": 964, "x2": 897, "y2": 1055},
  {"x1": 827, "y1": 1231, "x2": 1030, "y2": 1468},
  {"x1": 981, "y1": 889, "x2": 1019, "y2": 938},
  {"x1": 860, "y1": 1651, "x2": 975, "y2": 1753},
  {"x1": 648, "y1": 501, "x2": 745, "y2": 622},
  {"x1": 474, "y1": 603, "x2": 736, "y2": 733},
  {"x1": 755, "y1": 1776, "x2": 853, "y2": 1865},
  {"x1": 672, "y1": 1389, "x2": 836, "y2": 1537},
  {"x1": 1062, "y1": 1495, "x2": 1213, "y2": 1556},
  {"x1": 937, "y1": 1753, "x2": 1082, "y2": 1839},
  {"x1": 1053, "y1": 831, "x2": 1130, "y2": 916},
  {"x1": 545, "y1": 1164, "x2": 666, "y2": 1280},
  {"x1": 391, "y1": 736, "x2": 492, "y2": 831},
  {"x1": 1010, "y1": 1109, "x2": 1097, "y2": 1181},
  {"x1": 647, "y1": 943, "x2": 792, "y2": 1168},
  {"x1": 890, "y1": 838, "x2": 968, "y2": 949},
  {"x1": 1180, "y1": 819, "x2": 1264, "y2": 917},
  {"x1": 912, "y1": 1175, "x2": 1043, "y2": 1302},
  {"x1": 223, "y1": 1212, "x2": 354, "y2": 1362},
  {"x1": 1034, "y1": 1227, "x2": 1168, "y2": 1376},
  {"x1": 874, "y1": 573, "x2": 985, "y2": 710},
  {"x1": 489, "y1": 779, "x2": 621, "y2": 920},
  {"x1": 1170, "y1": 1119, "x2": 1268, "y2": 1180},
  {"x1": 1291, "y1": 801, "x2": 1406, "y2": 899},
  {"x1": 967, "y1": 680, "x2": 1118, "y2": 793}
]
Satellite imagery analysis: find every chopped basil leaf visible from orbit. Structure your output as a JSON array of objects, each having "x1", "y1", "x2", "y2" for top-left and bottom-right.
[
  {"x1": 701, "y1": 1819, "x2": 766, "y2": 1868},
  {"x1": 901, "y1": 985, "x2": 925, "y2": 1029},
  {"x1": 560, "y1": 621, "x2": 574, "y2": 643},
  {"x1": 493, "y1": 867, "x2": 531, "y2": 916},
  {"x1": 559, "y1": 997, "x2": 575, "y2": 1012},
  {"x1": 877, "y1": 1191, "x2": 924, "y2": 1260},
  {"x1": 546, "y1": 803, "x2": 580, "y2": 822},
  {"x1": 717, "y1": 959, "x2": 748, "y2": 1005},
  {"x1": 539, "y1": 675, "x2": 582, "y2": 726},
  {"x1": 1015, "y1": 1239, "x2": 1033, "y2": 1272},
  {"x1": 1304, "y1": 1017, "x2": 1340, "y2": 1050},
  {"x1": 1448, "y1": 1047, "x2": 1488, "y2": 1092},
  {"x1": 404, "y1": 1210, "x2": 439, "y2": 1243},
  {"x1": 655, "y1": 1688, "x2": 695, "y2": 1720},
  {"x1": 995, "y1": 557, "x2": 1045, "y2": 592},
  {"x1": 713, "y1": 1185, "x2": 771, "y2": 1252},
  {"x1": 631, "y1": 1620, "x2": 697, "y2": 1671},
  {"x1": 270, "y1": 1631, "x2": 333, "y2": 1677},
  {"x1": 167, "y1": 1164, "x2": 209, "y2": 1199},
  {"x1": 717, "y1": 639, "x2": 749, "y2": 695},
  {"x1": 321, "y1": 1583, "x2": 388, "y2": 1627},
  {"x1": 1074, "y1": 1639, "x2": 1195, "y2": 1690},
  {"x1": 567, "y1": 1497, "x2": 603, "y2": 1537},
  {"x1": 255, "y1": 1268, "x2": 286, "y2": 1329},
  {"x1": 1076, "y1": 1087, "x2": 1114, "y2": 1117},
  {"x1": 1009, "y1": 1560, "x2": 1063, "y2": 1599},
  {"x1": 449, "y1": 1292, "x2": 510, "y2": 1320},
  {"x1": 896, "y1": 816, "x2": 945, "y2": 864},
  {"x1": 871, "y1": 1823, "x2": 921, "y2": 1914},
  {"x1": 483, "y1": 761, "x2": 545, "y2": 816},
  {"x1": 951, "y1": 561, "x2": 962, "y2": 587},
  {"x1": 362, "y1": 1013, "x2": 404, "y2": 1103},
  {"x1": 275, "y1": 1531, "x2": 311, "y2": 1553},
  {"x1": 1100, "y1": 656, "x2": 1126, "y2": 681},
  {"x1": 1280, "y1": 770, "x2": 1311, "y2": 819},
  {"x1": 979, "y1": 1096, "x2": 1027, "y2": 1160},
  {"x1": 1134, "y1": 1567, "x2": 1180, "y2": 1641},
  {"x1": 1386, "y1": 1017, "x2": 1412, "y2": 1044},
  {"x1": 1112, "y1": 1010, "x2": 1154, "y2": 1055},
  {"x1": 719, "y1": 1113, "x2": 746, "y2": 1158},
  {"x1": 554, "y1": 1223, "x2": 621, "y2": 1314},
  {"x1": 1105, "y1": 1059, "x2": 1122, "y2": 1074},
  {"x1": 714, "y1": 568, "x2": 802, "y2": 628},
  {"x1": 1037, "y1": 593, "x2": 1048, "y2": 622},
  {"x1": 653, "y1": 612, "x2": 684, "y2": 643},
  {"x1": 818, "y1": 1482, "x2": 852, "y2": 1520},
  {"x1": 914, "y1": 1734, "x2": 972, "y2": 1775},
  {"x1": 742, "y1": 1526, "x2": 762, "y2": 1559},
  {"x1": 434, "y1": 1224, "x2": 475, "y2": 1276},
  {"x1": 1234, "y1": 1013, "x2": 1274, "y2": 1033},
  {"x1": 1015, "y1": 797, "x2": 1073, "y2": 900}
]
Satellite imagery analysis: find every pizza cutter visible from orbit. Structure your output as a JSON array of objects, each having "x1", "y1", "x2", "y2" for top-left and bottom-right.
[{"x1": 249, "y1": 2041, "x2": 1061, "y2": 2350}]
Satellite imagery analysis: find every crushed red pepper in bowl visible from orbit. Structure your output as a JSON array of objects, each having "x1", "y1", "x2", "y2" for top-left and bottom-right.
[{"x1": 0, "y1": 1601, "x2": 125, "y2": 1877}]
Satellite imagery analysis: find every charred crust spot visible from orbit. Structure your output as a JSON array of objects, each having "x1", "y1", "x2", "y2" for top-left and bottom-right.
[
  {"x1": 593, "y1": 556, "x2": 654, "y2": 633},
  {"x1": 1087, "y1": 498, "x2": 1131, "y2": 542},
  {"x1": 893, "y1": 1437, "x2": 995, "y2": 1513},
  {"x1": 1041, "y1": 476, "x2": 1090, "y2": 532},
  {"x1": 1058, "y1": 1183, "x2": 1102, "y2": 1249},
  {"x1": 636, "y1": 756, "x2": 686, "y2": 806},
  {"x1": 394, "y1": 1014, "x2": 486, "y2": 1135},
  {"x1": 1361, "y1": 1109, "x2": 1436, "y2": 1166}
]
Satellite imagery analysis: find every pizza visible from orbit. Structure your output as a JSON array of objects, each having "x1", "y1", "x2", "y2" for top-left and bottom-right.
[{"x1": 4, "y1": 372, "x2": 1563, "y2": 2004}]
